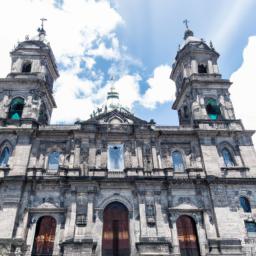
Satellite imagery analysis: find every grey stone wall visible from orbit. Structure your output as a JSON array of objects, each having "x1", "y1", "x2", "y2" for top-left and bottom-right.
[{"x1": 0, "y1": 121, "x2": 254, "y2": 255}]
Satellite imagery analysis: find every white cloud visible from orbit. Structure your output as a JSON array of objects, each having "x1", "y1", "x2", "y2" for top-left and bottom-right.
[
  {"x1": 115, "y1": 74, "x2": 141, "y2": 109},
  {"x1": 51, "y1": 69, "x2": 96, "y2": 123},
  {"x1": 0, "y1": 0, "x2": 174, "y2": 124},
  {"x1": 141, "y1": 65, "x2": 175, "y2": 109},
  {"x1": 230, "y1": 36, "x2": 256, "y2": 145},
  {"x1": 0, "y1": 0, "x2": 123, "y2": 74},
  {"x1": 0, "y1": 0, "x2": 127, "y2": 123},
  {"x1": 88, "y1": 35, "x2": 121, "y2": 60},
  {"x1": 93, "y1": 74, "x2": 141, "y2": 110}
]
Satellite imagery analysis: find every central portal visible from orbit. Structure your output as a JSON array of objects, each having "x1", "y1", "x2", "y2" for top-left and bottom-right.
[{"x1": 102, "y1": 202, "x2": 130, "y2": 256}]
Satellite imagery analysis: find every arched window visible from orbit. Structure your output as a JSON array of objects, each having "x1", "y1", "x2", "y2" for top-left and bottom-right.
[
  {"x1": 32, "y1": 216, "x2": 56, "y2": 256},
  {"x1": 48, "y1": 152, "x2": 60, "y2": 170},
  {"x1": 206, "y1": 98, "x2": 221, "y2": 120},
  {"x1": 240, "y1": 197, "x2": 251, "y2": 213},
  {"x1": 183, "y1": 106, "x2": 189, "y2": 119},
  {"x1": 108, "y1": 145, "x2": 124, "y2": 171},
  {"x1": 22, "y1": 62, "x2": 32, "y2": 73},
  {"x1": 0, "y1": 147, "x2": 10, "y2": 167},
  {"x1": 102, "y1": 202, "x2": 130, "y2": 256},
  {"x1": 177, "y1": 215, "x2": 201, "y2": 256},
  {"x1": 172, "y1": 151, "x2": 185, "y2": 172},
  {"x1": 8, "y1": 97, "x2": 25, "y2": 120},
  {"x1": 198, "y1": 64, "x2": 207, "y2": 74},
  {"x1": 222, "y1": 148, "x2": 235, "y2": 167}
]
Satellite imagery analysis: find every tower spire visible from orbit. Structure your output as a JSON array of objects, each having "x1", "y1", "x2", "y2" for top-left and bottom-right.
[
  {"x1": 107, "y1": 77, "x2": 120, "y2": 111},
  {"x1": 183, "y1": 19, "x2": 194, "y2": 40},
  {"x1": 37, "y1": 18, "x2": 47, "y2": 41},
  {"x1": 183, "y1": 19, "x2": 189, "y2": 29}
]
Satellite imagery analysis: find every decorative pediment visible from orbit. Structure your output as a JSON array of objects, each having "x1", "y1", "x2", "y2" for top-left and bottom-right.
[
  {"x1": 80, "y1": 109, "x2": 148, "y2": 126},
  {"x1": 173, "y1": 202, "x2": 199, "y2": 210},
  {"x1": 38, "y1": 201, "x2": 58, "y2": 209},
  {"x1": 191, "y1": 41, "x2": 212, "y2": 52}
]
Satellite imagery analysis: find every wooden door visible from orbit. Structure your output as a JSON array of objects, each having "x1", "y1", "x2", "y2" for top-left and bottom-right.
[
  {"x1": 102, "y1": 202, "x2": 130, "y2": 256},
  {"x1": 32, "y1": 216, "x2": 56, "y2": 256},
  {"x1": 177, "y1": 215, "x2": 200, "y2": 256}
]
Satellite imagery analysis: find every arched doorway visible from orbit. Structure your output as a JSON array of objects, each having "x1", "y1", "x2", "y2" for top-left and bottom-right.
[
  {"x1": 176, "y1": 215, "x2": 200, "y2": 256},
  {"x1": 102, "y1": 202, "x2": 130, "y2": 256},
  {"x1": 32, "y1": 216, "x2": 57, "y2": 256}
]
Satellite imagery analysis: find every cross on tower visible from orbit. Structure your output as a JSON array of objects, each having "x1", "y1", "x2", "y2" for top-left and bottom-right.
[
  {"x1": 40, "y1": 18, "x2": 47, "y2": 30},
  {"x1": 38, "y1": 18, "x2": 47, "y2": 40},
  {"x1": 183, "y1": 19, "x2": 189, "y2": 29}
]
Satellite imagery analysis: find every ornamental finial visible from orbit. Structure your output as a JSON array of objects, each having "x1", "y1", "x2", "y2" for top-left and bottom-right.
[
  {"x1": 183, "y1": 19, "x2": 189, "y2": 30},
  {"x1": 37, "y1": 18, "x2": 47, "y2": 41},
  {"x1": 183, "y1": 19, "x2": 194, "y2": 40}
]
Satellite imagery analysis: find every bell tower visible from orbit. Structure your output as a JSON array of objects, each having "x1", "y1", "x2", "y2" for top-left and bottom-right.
[
  {"x1": 0, "y1": 19, "x2": 59, "y2": 126},
  {"x1": 171, "y1": 22, "x2": 236, "y2": 127}
]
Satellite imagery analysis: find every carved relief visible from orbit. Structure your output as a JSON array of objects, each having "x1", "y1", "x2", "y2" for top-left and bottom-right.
[
  {"x1": 145, "y1": 198, "x2": 156, "y2": 226},
  {"x1": 76, "y1": 192, "x2": 87, "y2": 226}
]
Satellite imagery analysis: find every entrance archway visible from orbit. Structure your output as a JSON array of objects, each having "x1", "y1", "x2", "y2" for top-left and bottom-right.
[
  {"x1": 32, "y1": 216, "x2": 56, "y2": 256},
  {"x1": 102, "y1": 202, "x2": 130, "y2": 256},
  {"x1": 177, "y1": 215, "x2": 200, "y2": 256}
]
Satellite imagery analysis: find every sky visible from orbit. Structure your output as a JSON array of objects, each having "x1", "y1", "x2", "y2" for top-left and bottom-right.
[{"x1": 0, "y1": 0, "x2": 255, "y2": 143}]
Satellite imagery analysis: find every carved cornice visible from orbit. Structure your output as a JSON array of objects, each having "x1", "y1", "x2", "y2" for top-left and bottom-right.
[{"x1": 28, "y1": 207, "x2": 66, "y2": 213}]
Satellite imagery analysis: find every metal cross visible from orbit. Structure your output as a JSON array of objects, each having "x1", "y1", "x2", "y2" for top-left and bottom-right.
[
  {"x1": 183, "y1": 19, "x2": 189, "y2": 29},
  {"x1": 40, "y1": 18, "x2": 47, "y2": 29}
]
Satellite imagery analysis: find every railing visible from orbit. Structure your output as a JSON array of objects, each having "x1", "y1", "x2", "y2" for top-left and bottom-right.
[
  {"x1": 221, "y1": 166, "x2": 249, "y2": 172},
  {"x1": 39, "y1": 124, "x2": 80, "y2": 130},
  {"x1": 86, "y1": 167, "x2": 205, "y2": 179},
  {"x1": 194, "y1": 119, "x2": 244, "y2": 131},
  {"x1": 25, "y1": 166, "x2": 207, "y2": 179}
]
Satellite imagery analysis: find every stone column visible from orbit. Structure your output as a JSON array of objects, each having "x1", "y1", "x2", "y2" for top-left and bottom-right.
[
  {"x1": 63, "y1": 191, "x2": 76, "y2": 241},
  {"x1": 152, "y1": 146, "x2": 158, "y2": 169},
  {"x1": 28, "y1": 140, "x2": 40, "y2": 168},
  {"x1": 73, "y1": 140, "x2": 81, "y2": 168},
  {"x1": 0, "y1": 95, "x2": 9, "y2": 118},
  {"x1": 0, "y1": 202, "x2": 19, "y2": 239},
  {"x1": 15, "y1": 209, "x2": 29, "y2": 240},
  {"x1": 138, "y1": 192, "x2": 147, "y2": 237},
  {"x1": 203, "y1": 211, "x2": 217, "y2": 238},
  {"x1": 95, "y1": 149, "x2": 101, "y2": 169},
  {"x1": 11, "y1": 133, "x2": 32, "y2": 175},
  {"x1": 207, "y1": 60, "x2": 214, "y2": 74},
  {"x1": 191, "y1": 59, "x2": 198, "y2": 74},
  {"x1": 137, "y1": 145, "x2": 143, "y2": 168},
  {"x1": 124, "y1": 144, "x2": 131, "y2": 169},
  {"x1": 170, "y1": 219, "x2": 180, "y2": 255},
  {"x1": 155, "y1": 193, "x2": 171, "y2": 239},
  {"x1": 81, "y1": 139, "x2": 89, "y2": 175},
  {"x1": 88, "y1": 147, "x2": 96, "y2": 168},
  {"x1": 101, "y1": 144, "x2": 107, "y2": 169},
  {"x1": 213, "y1": 63, "x2": 219, "y2": 74},
  {"x1": 131, "y1": 142, "x2": 139, "y2": 168},
  {"x1": 85, "y1": 191, "x2": 94, "y2": 238}
]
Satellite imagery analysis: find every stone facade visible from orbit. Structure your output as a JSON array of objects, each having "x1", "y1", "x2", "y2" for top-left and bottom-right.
[{"x1": 0, "y1": 27, "x2": 255, "y2": 256}]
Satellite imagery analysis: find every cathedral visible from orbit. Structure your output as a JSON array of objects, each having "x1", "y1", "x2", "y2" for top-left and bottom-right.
[{"x1": 0, "y1": 21, "x2": 255, "y2": 256}]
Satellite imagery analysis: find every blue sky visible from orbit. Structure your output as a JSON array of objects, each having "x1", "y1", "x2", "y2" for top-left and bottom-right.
[
  {"x1": 115, "y1": 0, "x2": 256, "y2": 76},
  {"x1": 0, "y1": 0, "x2": 255, "y2": 136},
  {"x1": 120, "y1": 0, "x2": 256, "y2": 132},
  {"x1": 113, "y1": 0, "x2": 256, "y2": 125}
]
